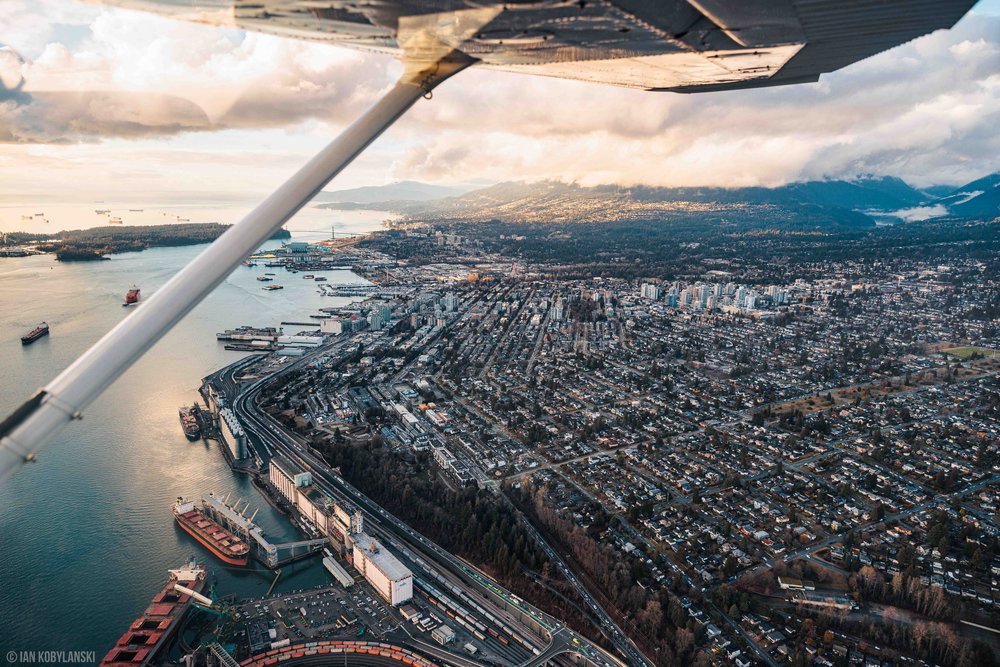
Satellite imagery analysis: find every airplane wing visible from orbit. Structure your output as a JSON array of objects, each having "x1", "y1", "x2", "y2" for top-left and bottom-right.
[{"x1": 91, "y1": 0, "x2": 976, "y2": 91}]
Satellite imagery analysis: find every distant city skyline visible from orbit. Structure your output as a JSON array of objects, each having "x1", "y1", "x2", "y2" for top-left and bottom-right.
[{"x1": 0, "y1": 1, "x2": 998, "y2": 200}]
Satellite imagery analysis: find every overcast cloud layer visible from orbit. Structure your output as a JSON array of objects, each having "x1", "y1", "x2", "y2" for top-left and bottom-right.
[{"x1": 0, "y1": 0, "x2": 998, "y2": 195}]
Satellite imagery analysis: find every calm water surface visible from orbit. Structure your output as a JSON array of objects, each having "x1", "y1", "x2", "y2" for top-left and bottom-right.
[{"x1": 0, "y1": 212, "x2": 380, "y2": 658}]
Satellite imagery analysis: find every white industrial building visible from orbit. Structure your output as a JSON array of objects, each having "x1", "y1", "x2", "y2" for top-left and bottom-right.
[
  {"x1": 269, "y1": 455, "x2": 313, "y2": 504},
  {"x1": 326, "y1": 500, "x2": 363, "y2": 547},
  {"x1": 432, "y1": 625, "x2": 456, "y2": 646},
  {"x1": 323, "y1": 555, "x2": 355, "y2": 588},
  {"x1": 321, "y1": 318, "x2": 346, "y2": 335},
  {"x1": 218, "y1": 408, "x2": 248, "y2": 460},
  {"x1": 352, "y1": 532, "x2": 413, "y2": 605},
  {"x1": 268, "y1": 456, "x2": 411, "y2": 605},
  {"x1": 277, "y1": 334, "x2": 323, "y2": 347},
  {"x1": 297, "y1": 487, "x2": 331, "y2": 534}
]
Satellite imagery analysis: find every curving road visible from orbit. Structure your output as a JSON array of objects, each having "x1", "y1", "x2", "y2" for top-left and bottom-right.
[{"x1": 214, "y1": 350, "x2": 632, "y2": 667}]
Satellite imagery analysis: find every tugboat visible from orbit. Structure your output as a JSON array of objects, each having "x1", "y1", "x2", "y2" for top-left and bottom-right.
[
  {"x1": 21, "y1": 322, "x2": 49, "y2": 345},
  {"x1": 123, "y1": 286, "x2": 140, "y2": 307},
  {"x1": 178, "y1": 405, "x2": 201, "y2": 440}
]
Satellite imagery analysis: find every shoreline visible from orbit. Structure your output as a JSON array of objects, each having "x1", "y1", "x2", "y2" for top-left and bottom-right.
[{"x1": 1, "y1": 223, "x2": 292, "y2": 261}]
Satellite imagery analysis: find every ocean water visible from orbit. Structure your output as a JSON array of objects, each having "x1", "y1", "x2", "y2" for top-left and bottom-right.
[
  {"x1": 0, "y1": 212, "x2": 381, "y2": 660},
  {"x1": 0, "y1": 198, "x2": 391, "y2": 237}
]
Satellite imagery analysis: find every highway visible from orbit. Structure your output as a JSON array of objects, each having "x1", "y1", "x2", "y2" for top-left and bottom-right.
[
  {"x1": 211, "y1": 350, "x2": 634, "y2": 667},
  {"x1": 500, "y1": 499, "x2": 653, "y2": 667}
]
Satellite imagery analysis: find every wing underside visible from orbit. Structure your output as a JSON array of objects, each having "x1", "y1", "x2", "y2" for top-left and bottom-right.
[{"x1": 90, "y1": 0, "x2": 976, "y2": 91}]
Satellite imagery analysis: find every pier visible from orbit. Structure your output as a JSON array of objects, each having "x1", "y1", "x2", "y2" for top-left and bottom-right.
[
  {"x1": 198, "y1": 493, "x2": 328, "y2": 569},
  {"x1": 318, "y1": 283, "x2": 379, "y2": 297}
]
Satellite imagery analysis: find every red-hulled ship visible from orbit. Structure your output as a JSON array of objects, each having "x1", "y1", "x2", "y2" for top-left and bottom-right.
[
  {"x1": 173, "y1": 497, "x2": 249, "y2": 566},
  {"x1": 123, "y1": 286, "x2": 140, "y2": 307},
  {"x1": 100, "y1": 561, "x2": 207, "y2": 666}
]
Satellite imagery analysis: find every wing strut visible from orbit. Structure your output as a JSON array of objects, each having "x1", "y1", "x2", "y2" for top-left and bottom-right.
[{"x1": 0, "y1": 54, "x2": 472, "y2": 483}]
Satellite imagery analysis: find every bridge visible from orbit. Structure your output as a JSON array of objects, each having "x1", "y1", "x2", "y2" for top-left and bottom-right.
[
  {"x1": 516, "y1": 627, "x2": 626, "y2": 667},
  {"x1": 205, "y1": 642, "x2": 241, "y2": 667},
  {"x1": 519, "y1": 644, "x2": 574, "y2": 667},
  {"x1": 199, "y1": 493, "x2": 328, "y2": 568}
]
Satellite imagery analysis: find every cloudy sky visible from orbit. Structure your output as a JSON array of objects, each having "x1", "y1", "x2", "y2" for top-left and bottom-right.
[{"x1": 1, "y1": 1, "x2": 999, "y2": 201}]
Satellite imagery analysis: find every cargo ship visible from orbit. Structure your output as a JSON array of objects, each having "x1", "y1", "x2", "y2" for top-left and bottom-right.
[
  {"x1": 173, "y1": 497, "x2": 250, "y2": 566},
  {"x1": 178, "y1": 405, "x2": 200, "y2": 440},
  {"x1": 124, "y1": 286, "x2": 140, "y2": 306},
  {"x1": 21, "y1": 322, "x2": 49, "y2": 345},
  {"x1": 100, "y1": 560, "x2": 207, "y2": 667}
]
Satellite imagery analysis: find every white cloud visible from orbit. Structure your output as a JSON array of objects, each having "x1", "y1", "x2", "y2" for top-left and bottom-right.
[
  {"x1": 0, "y1": 1, "x2": 998, "y2": 195},
  {"x1": 890, "y1": 204, "x2": 949, "y2": 221}
]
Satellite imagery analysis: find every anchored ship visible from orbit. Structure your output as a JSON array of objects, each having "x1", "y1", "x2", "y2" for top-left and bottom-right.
[
  {"x1": 178, "y1": 405, "x2": 200, "y2": 440},
  {"x1": 21, "y1": 322, "x2": 49, "y2": 345},
  {"x1": 173, "y1": 497, "x2": 250, "y2": 566},
  {"x1": 124, "y1": 286, "x2": 140, "y2": 307},
  {"x1": 100, "y1": 560, "x2": 207, "y2": 667}
]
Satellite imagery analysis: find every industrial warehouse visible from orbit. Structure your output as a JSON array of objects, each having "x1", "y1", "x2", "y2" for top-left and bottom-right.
[{"x1": 269, "y1": 455, "x2": 414, "y2": 606}]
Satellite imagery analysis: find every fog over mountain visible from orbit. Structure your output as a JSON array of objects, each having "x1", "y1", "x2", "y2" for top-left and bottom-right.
[{"x1": 936, "y1": 173, "x2": 1000, "y2": 218}]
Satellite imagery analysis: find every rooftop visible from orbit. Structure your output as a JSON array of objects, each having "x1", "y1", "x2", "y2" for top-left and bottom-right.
[{"x1": 353, "y1": 532, "x2": 412, "y2": 582}]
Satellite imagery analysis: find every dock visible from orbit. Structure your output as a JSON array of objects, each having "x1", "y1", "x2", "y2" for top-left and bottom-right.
[{"x1": 198, "y1": 492, "x2": 328, "y2": 569}]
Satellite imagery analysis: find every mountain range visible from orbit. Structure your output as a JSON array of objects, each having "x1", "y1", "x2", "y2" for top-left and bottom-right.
[
  {"x1": 316, "y1": 173, "x2": 1000, "y2": 228},
  {"x1": 316, "y1": 180, "x2": 475, "y2": 204},
  {"x1": 932, "y1": 173, "x2": 1000, "y2": 218}
]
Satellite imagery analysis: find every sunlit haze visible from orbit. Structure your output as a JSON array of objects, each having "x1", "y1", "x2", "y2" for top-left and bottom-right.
[{"x1": 1, "y1": 0, "x2": 999, "y2": 203}]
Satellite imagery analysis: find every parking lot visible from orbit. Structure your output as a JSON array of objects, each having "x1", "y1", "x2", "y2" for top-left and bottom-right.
[{"x1": 231, "y1": 580, "x2": 402, "y2": 652}]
